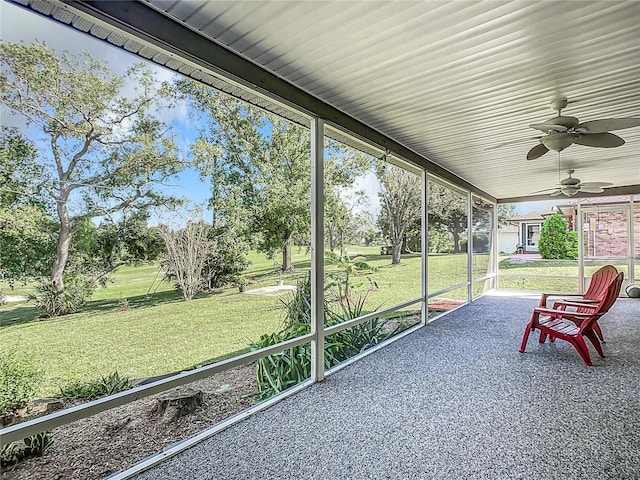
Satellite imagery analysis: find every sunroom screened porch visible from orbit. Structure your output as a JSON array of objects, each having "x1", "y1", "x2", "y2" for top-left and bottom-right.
[{"x1": 1, "y1": 2, "x2": 637, "y2": 478}]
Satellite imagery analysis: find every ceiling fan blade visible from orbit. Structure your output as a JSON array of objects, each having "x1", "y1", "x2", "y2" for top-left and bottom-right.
[
  {"x1": 485, "y1": 137, "x2": 540, "y2": 150},
  {"x1": 574, "y1": 132, "x2": 625, "y2": 148},
  {"x1": 579, "y1": 187, "x2": 606, "y2": 194},
  {"x1": 526, "y1": 143, "x2": 549, "y2": 160},
  {"x1": 550, "y1": 190, "x2": 564, "y2": 197},
  {"x1": 573, "y1": 133, "x2": 624, "y2": 148},
  {"x1": 575, "y1": 118, "x2": 640, "y2": 134},
  {"x1": 529, "y1": 123, "x2": 567, "y2": 133},
  {"x1": 579, "y1": 181, "x2": 613, "y2": 188}
]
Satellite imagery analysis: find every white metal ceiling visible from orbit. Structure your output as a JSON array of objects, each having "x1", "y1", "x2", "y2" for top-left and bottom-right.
[
  {"x1": 13, "y1": 0, "x2": 640, "y2": 201},
  {"x1": 144, "y1": 0, "x2": 640, "y2": 201}
]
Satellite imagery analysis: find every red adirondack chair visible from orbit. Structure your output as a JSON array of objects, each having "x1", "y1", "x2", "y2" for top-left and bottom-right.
[
  {"x1": 539, "y1": 265, "x2": 619, "y2": 342},
  {"x1": 520, "y1": 271, "x2": 624, "y2": 366}
]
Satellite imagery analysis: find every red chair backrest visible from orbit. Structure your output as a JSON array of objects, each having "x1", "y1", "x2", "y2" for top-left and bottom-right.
[
  {"x1": 579, "y1": 271, "x2": 624, "y2": 333},
  {"x1": 583, "y1": 265, "x2": 619, "y2": 301}
]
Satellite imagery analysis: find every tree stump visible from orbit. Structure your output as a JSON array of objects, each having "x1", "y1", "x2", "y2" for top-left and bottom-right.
[{"x1": 148, "y1": 389, "x2": 204, "y2": 423}]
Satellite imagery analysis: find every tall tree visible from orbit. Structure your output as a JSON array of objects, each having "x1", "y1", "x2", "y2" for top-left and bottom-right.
[
  {"x1": 325, "y1": 189, "x2": 368, "y2": 255},
  {"x1": 497, "y1": 203, "x2": 517, "y2": 226},
  {"x1": 0, "y1": 41, "x2": 183, "y2": 294},
  {"x1": 428, "y1": 181, "x2": 468, "y2": 254},
  {"x1": 376, "y1": 162, "x2": 421, "y2": 264},
  {"x1": 176, "y1": 80, "x2": 369, "y2": 272}
]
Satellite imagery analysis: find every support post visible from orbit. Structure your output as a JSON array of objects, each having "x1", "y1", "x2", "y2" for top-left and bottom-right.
[
  {"x1": 577, "y1": 201, "x2": 584, "y2": 291},
  {"x1": 310, "y1": 117, "x2": 325, "y2": 382},
  {"x1": 628, "y1": 195, "x2": 635, "y2": 284},
  {"x1": 421, "y1": 170, "x2": 428, "y2": 325},
  {"x1": 467, "y1": 192, "x2": 473, "y2": 302},
  {"x1": 492, "y1": 201, "x2": 499, "y2": 290}
]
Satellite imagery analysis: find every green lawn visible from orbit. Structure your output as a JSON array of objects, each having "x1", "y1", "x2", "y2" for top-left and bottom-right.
[
  {"x1": 3, "y1": 248, "x2": 607, "y2": 397},
  {"x1": 497, "y1": 257, "x2": 630, "y2": 291}
]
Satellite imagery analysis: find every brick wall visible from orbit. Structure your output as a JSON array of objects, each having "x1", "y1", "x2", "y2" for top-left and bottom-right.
[{"x1": 584, "y1": 207, "x2": 640, "y2": 258}]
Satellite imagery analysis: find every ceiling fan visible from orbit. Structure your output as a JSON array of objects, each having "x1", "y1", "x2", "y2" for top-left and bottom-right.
[
  {"x1": 534, "y1": 169, "x2": 613, "y2": 197},
  {"x1": 488, "y1": 98, "x2": 640, "y2": 159}
]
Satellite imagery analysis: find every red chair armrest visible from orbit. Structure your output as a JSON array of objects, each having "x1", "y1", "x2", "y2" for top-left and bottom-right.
[
  {"x1": 534, "y1": 307, "x2": 595, "y2": 319},
  {"x1": 539, "y1": 292, "x2": 584, "y2": 307},
  {"x1": 552, "y1": 300, "x2": 599, "y2": 309}
]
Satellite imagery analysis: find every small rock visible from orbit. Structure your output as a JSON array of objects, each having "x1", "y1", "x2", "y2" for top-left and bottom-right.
[
  {"x1": 1, "y1": 411, "x2": 17, "y2": 427},
  {"x1": 27, "y1": 398, "x2": 65, "y2": 417}
]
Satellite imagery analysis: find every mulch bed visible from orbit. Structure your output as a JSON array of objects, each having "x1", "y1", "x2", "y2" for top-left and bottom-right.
[{"x1": 1, "y1": 364, "x2": 256, "y2": 480}]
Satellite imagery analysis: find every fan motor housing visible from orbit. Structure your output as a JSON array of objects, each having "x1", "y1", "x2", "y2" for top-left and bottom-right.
[{"x1": 546, "y1": 115, "x2": 579, "y2": 129}]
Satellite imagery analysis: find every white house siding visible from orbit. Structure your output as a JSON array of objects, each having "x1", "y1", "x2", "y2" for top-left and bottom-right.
[{"x1": 497, "y1": 226, "x2": 519, "y2": 254}]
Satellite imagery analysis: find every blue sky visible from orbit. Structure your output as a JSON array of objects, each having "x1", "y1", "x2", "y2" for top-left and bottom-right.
[{"x1": 1, "y1": 1, "x2": 549, "y2": 222}]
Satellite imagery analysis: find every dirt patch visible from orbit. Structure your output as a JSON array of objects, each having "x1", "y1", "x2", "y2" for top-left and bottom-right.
[
  {"x1": 1, "y1": 364, "x2": 257, "y2": 480},
  {"x1": 428, "y1": 299, "x2": 463, "y2": 311},
  {"x1": 1, "y1": 296, "x2": 31, "y2": 304},
  {"x1": 243, "y1": 285, "x2": 297, "y2": 296}
]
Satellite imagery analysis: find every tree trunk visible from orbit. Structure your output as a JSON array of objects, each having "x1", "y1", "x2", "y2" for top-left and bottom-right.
[
  {"x1": 328, "y1": 226, "x2": 335, "y2": 252},
  {"x1": 390, "y1": 215, "x2": 403, "y2": 265},
  {"x1": 282, "y1": 230, "x2": 293, "y2": 272},
  {"x1": 51, "y1": 192, "x2": 72, "y2": 294},
  {"x1": 452, "y1": 226, "x2": 461, "y2": 254},
  {"x1": 391, "y1": 243, "x2": 402, "y2": 265},
  {"x1": 148, "y1": 390, "x2": 203, "y2": 423},
  {"x1": 401, "y1": 235, "x2": 411, "y2": 254}
]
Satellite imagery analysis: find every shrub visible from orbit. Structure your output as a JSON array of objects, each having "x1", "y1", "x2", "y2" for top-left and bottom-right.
[
  {"x1": 565, "y1": 231, "x2": 578, "y2": 260},
  {"x1": 0, "y1": 352, "x2": 39, "y2": 414},
  {"x1": 58, "y1": 371, "x2": 130, "y2": 400},
  {"x1": 538, "y1": 214, "x2": 574, "y2": 260},
  {"x1": 325, "y1": 252, "x2": 378, "y2": 300},
  {"x1": 1, "y1": 431, "x2": 53, "y2": 466},
  {"x1": 204, "y1": 226, "x2": 250, "y2": 289},
  {"x1": 159, "y1": 222, "x2": 211, "y2": 301},
  {"x1": 281, "y1": 272, "x2": 311, "y2": 325},
  {"x1": 252, "y1": 274, "x2": 396, "y2": 400},
  {"x1": 23, "y1": 431, "x2": 53, "y2": 457},
  {"x1": 253, "y1": 323, "x2": 313, "y2": 401},
  {"x1": 34, "y1": 275, "x2": 95, "y2": 317},
  {"x1": 325, "y1": 295, "x2": 393, "y2": 361},
  {"x1": 460, "y1": 234, "x2": 489, "y2": 253}
]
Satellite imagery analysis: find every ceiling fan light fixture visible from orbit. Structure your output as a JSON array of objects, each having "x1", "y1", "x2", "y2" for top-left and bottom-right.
[
  {"x1": 561, "y1": 185, "x2": 580, "y2": 196},
  {"x1": 541, "y1": 132, "x2": 578, "y2": 151}
]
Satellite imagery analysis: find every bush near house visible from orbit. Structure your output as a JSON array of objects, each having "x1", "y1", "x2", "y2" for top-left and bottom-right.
[{"x1": 538, "y1": 214, "x2": 577, "y2": 260}]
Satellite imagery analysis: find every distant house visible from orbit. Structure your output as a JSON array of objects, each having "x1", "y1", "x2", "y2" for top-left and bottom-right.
[
  {"x1": 507, "y1": 207, "x2": 560, "y2": 254},
  {"x1": 505, "y1": 197, "x2": 640, "y2": 257}
]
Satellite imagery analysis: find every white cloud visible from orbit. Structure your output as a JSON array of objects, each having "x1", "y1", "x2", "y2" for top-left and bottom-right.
[{"x1": 349, "y1": 169, "x2": 381, "y2": 218}]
